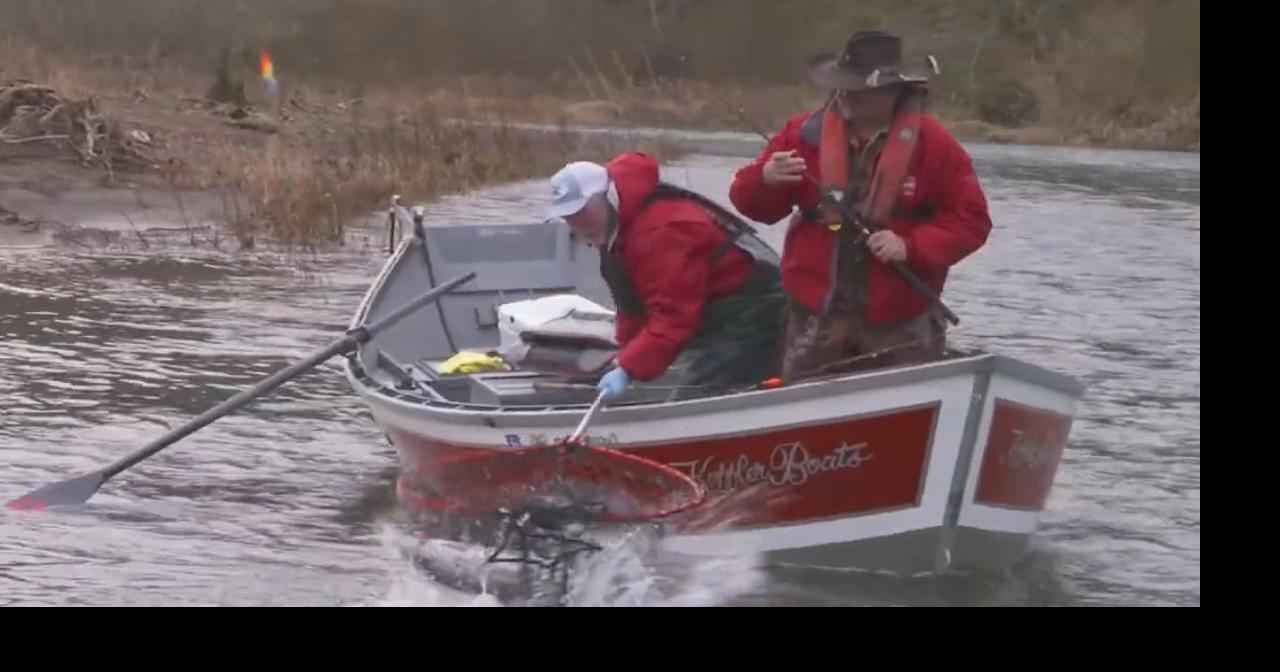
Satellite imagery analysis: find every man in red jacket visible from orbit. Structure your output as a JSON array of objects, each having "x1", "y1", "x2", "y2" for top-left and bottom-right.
[
  {"x1": 729, "y1": 30, "x2": 991, "y2": 378},
  {"x1": 548, "y1": 153, "x2": 785, "y2": 401}
]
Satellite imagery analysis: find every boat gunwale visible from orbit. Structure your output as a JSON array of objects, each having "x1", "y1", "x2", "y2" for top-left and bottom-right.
[{"x1": 343, "y1": 348, "x2": 1085, "y2": 429}]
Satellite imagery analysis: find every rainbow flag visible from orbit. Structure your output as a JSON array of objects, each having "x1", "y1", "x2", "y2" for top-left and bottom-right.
[{"x1": 260, "y1": 48, "x2": 278, "y2": 100}]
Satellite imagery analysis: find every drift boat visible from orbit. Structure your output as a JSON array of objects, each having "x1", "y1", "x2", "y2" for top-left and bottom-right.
[{"x1": 344, "y1": 207, "x2": 1084, "y2": 575}]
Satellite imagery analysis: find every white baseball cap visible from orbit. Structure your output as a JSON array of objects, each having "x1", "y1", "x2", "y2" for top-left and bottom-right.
[{"x1": 548, "y1": 161, "x2": 609, "y2": 219}]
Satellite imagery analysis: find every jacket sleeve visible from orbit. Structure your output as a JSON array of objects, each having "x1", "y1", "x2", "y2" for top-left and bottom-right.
[
  {"x1": 902, "y1": 138, "x2": 992, "y2": 271},
  {"x1": 729, "y1": 121, "x2": 804, "y2": 225},
  {"x1": 614, "y1": 222, "x2": 715, "y2": 381},
  {"x1": 613, "y1": 312, "x2": 643, "y2": 346}
]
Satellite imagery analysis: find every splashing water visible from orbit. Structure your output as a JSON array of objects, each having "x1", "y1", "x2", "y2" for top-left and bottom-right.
[
  {"x1": 566, "y1": 527, "x2": 769, "y2": 607},
  {"x1": 361, "y1": 522, "x2": 767, "y2": 607}
]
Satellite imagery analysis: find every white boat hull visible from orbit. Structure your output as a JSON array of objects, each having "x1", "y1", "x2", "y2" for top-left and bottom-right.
[
  {"x1": 350, "y1": 351, "x2": 1079, "y2": 574},
  {"x1": 345, "y1": 220, "x2": 1084, "y2": 574}
]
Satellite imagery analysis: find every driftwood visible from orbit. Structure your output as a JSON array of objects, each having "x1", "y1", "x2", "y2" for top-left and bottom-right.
[{"x1": 0, "y1": 81, "x2": 157, "y2": 172}]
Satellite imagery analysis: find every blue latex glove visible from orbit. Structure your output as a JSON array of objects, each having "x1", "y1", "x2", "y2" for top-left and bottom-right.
[{"x1": 597, "y1": 367, "x2": 631, "y2": 401}]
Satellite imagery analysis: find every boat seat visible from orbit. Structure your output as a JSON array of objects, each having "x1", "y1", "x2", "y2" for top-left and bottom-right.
[
  {"x1": 411, "y1": 357, "x2": 482, "y2": 402},
  {"x1": 371, "y1": 347, "x2": 448, "y2": 400},
  {"x1": 468, "y1": 372, "x2": 598, "y2": 406}
]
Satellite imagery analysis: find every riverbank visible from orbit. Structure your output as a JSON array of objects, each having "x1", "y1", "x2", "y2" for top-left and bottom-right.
[
  {"x1": 1, "y1": 40, "x2": 1197, "y2": 249},
  {"x1": 0, "y1": 0, "x2": 1199, "y2": 156},
  {"x1": 417, "y1": 77, "x2": 1200, "y2": 153},
  {"x1": 1, "y1": 51, "x2": 682, "y2": 250}
]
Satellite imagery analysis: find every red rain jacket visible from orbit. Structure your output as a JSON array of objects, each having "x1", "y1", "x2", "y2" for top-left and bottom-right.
[
  {"x1": 729, "y1": 111, "x2": 991, "y2": 322},
  {"x1": 604, "y1": 153, "x2": 753, "y2": 380}
]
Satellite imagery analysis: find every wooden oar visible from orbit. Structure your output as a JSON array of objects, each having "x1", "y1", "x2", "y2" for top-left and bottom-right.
[{"x1": 7, "y1": 272, "x2": 477, "y2": 511}]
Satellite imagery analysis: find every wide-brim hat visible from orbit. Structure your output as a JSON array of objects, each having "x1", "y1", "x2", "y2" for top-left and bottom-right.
[{"x1": 808, "y1": 30, "x2": 936, "y2": 91}]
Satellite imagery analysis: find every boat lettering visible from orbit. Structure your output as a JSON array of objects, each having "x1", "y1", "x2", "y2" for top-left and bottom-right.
[
  {"x1": 1000, "y1": 429, "x2": 1061, "y2": 472},
  {"x1": 671, "y1": 441, "x2": 872, "y2": 492},
  {"x1": 517, "y1": 432, "x2": 621, "y2": 447}
]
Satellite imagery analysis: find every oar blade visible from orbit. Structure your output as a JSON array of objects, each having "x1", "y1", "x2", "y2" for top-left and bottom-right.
[{"x1": 7, "y1": 471, "x2": 107, "y2": 511}]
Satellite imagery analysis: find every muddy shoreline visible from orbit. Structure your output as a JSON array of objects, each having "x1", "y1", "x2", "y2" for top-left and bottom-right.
[
  {"x1": 0, "y1": 157, "x2": 246, "y2": 247},
  {"x1": 1, "y1": 81, "x2": 682, "y2": 250}
]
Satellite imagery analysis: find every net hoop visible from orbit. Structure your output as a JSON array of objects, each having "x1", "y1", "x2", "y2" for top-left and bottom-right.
[{"x1": 397, "y1": 440, "x2": 706, "y2": 523}]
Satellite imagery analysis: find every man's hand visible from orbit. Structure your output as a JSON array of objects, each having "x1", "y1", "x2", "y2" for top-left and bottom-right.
[
  {"x1": 597, "y1": 367, "x2": 632, "y2": 401},
  {"x1": 762, "y1": 151, "x2": 807, "y2": 186},
  {"x1": 867, "y1": 230, "x2": 908, "y2": 263}
]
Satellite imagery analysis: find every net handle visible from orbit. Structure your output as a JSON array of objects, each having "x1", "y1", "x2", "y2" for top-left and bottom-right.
[{"x1": 567, "y1": 390, "x2": 607, "y2": 444}]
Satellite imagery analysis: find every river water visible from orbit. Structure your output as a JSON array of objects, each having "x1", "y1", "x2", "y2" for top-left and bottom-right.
[{"x1": 0, "y1": 132, "x2": 1200, "y2": 606}]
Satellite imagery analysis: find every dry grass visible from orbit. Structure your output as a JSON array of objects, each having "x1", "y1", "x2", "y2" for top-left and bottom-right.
[
  {"x1": 3, "y1": 37, "x2": 683, "y2": 248},
  {"x1": 191, "y1": 106, "x2": 682, "y2": 248},
  {"x1": 1068, "y1": 94, "x2": 1201, "y2": 152},
  {"x1": 1, "y1": 0, "x2": 1199, "y2": 143},
  {"x1": 412, "y1": 78, "x2": 822, "y2": 133},
  {"x1": 2, "y1": 10, "x2": 1198, "y2": 250},
  {"x1": 407, "y1": 75, "x2": 1201, "y2": 153},
  {"x1": 1, "y1": 35, "x2": 201, "y2": 101},
  {"x1": 967, "y1": 94, "x2": 1202, "y2": 152}
]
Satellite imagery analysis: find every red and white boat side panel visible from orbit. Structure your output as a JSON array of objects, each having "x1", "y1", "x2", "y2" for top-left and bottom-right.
[
  {"x1": 956, "y1": 372, "x2": 1079, "y2": 535},
  {"x1": 642, "y1": 402, "x2": 946, "y2": 556},
  {"x1": 368, "y1": 369, "x2": 980, "y2": 554}
]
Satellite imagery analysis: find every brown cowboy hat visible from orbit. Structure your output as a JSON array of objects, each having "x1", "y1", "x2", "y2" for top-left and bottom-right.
[{"x1": 808, "y1": 30, "x2": 938, "y2": 91}]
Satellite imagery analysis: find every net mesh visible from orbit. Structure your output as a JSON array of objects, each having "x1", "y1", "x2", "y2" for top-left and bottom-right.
[{"x1": 397, "y1": 440, "x2": 705, "y2": 523}]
